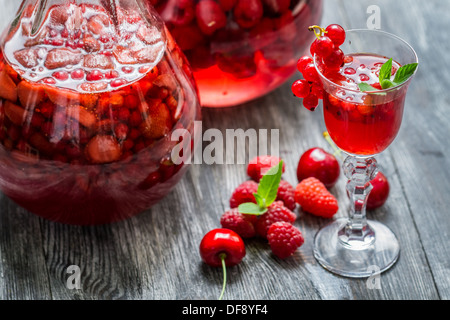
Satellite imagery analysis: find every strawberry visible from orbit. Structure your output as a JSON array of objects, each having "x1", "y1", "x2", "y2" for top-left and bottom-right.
[
  {"x1": 17, "y1": 80, "x2": 45, "y2": 108},
  {"x1": 294, "y1": 177, "x2": 339, "y2": 218},
  {"x1": 0, "y1": 70, "x2": 18, "y2": 102}
]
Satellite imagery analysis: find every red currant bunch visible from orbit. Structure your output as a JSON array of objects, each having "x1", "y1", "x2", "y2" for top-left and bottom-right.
[{"x1": 292, "y1": 24, "x2": 346, "y2": 111}]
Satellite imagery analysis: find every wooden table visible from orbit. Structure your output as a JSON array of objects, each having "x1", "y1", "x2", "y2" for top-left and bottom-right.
[{"x1": 0, "y1": 0, "x2": 448, "y2": 300}]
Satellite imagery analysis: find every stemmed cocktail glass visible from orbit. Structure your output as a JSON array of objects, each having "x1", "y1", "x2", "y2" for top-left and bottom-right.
[{"x1": 313, "y1": 29, "x2": 418, "y2": 278}]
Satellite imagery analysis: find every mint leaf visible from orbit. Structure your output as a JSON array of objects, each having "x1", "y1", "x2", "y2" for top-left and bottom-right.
[
  {"x1": 380, "y1": 79, "x2": 396, "y2": 89},
  {"x1": 379, "y1": 58, "x2": 393, "y2": 84},
  {"x1": 257, "y1": 160, "x2": 283, "y2": 207},
  {"x1": 253, "y1": 193, "x2": 265, "y2": 209},
  {"x1": 393, "y1": 63, "x2": 418, "y2": 84},
  {"x1": 238, "y1": 202, "x2": 267, "y2": 215},
  {"x1": 358, "y1": 83, "x2": 379, "y2": 92}
]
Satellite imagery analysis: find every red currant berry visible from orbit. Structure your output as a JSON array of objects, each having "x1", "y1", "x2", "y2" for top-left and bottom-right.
[
  {"x1": 311, "y1": 83, "x2": 324, "y2": 99},
  {"x1": 314, "y1": 36, "x2": 335, "y2": 58},
  {"x1": 310, "y1": 38, "x2": 318, "y2": 56},
  {"x1": 303, "y1": 93, "x2": 319, "y2": 111},
  {"x1": 323, "y1": 48, "x2": 345, "y2": 69},
  {"x1": 325, "y1": 24, "x2": 346, "y2": 46},
  {"x1": 292, "y1": 79, "x2": 311, "y2": 98},
  {"x1": 71, "y1": 69, "x2": 85, "y2": 80},
  {"x1": 297, "y1": 56, "x2": 313, "y2": 74},
  {"x1": 302, "y1": 62, "x2": 320, "y2": 83},
  {"x1": 86, "y1": 70, "x2": 104, "y2": 81},
  {"x1": 53, "y1": 71, "x2": 69, "y2": 81}
]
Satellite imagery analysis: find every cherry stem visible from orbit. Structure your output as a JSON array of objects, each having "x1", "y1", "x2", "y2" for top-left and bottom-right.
[
  {"x1": 309, "y1": 25, "x2": 327, "y2": 39},
  {"x1": 323, "y1": 131, "x2": 344, "y2": 161},
  {"x1": 218, "y1": 253, "x2": 227, "y2": 300}
]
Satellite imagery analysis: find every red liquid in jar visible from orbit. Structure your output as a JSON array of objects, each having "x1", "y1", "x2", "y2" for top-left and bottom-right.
[
  {"x1": 322, "y1": 53, "x2": 406, "y2": 156},
  {"x1": 0, "y1": 2, "x2": 200, "y2": 224},
  {"x1": 156, "y1": 0, "x2": 323, "y2": 107}
]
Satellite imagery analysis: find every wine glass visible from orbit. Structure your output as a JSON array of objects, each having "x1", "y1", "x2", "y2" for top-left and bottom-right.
[{"x1": 313, "y1": 29, "x2": 418, "y2": 278}]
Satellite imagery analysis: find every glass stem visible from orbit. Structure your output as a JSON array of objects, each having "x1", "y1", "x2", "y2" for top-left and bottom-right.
[{"x1": 339, "y1": 156, "x2": 378, "y2": 249}]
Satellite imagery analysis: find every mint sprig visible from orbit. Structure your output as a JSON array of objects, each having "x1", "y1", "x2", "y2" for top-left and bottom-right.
[
  {"x1": 358, "y1": 58, "x2": 418, "y2": 92},
  {"x1": 238, "y1": 160, "x2": 283, "y2": 215}
]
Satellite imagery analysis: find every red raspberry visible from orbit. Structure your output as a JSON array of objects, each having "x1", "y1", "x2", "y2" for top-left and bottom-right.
[
  {"x1": 220, "y1": 208, "x2": 257, "y2": 238},
  {"x1": 294, "y1": 177, "x2": 339, "y2": 218},
  {"x1": 229, "y1": 180, "x2": 258, "y2": 208},
  {"x1": 255, "y1": 201, "x2": 296, "y2": 239},
  {"x1": 267, "y1": 222, "x2": 304, "y2": 259},
  {"x1": 247, "y1": 155, "x2": 285, "y2": 182},
  {"x1": 276, "y1": 180, "x2": 296, "y2": 211}
]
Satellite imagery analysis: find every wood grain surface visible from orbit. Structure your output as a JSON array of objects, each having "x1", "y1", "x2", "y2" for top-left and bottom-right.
[{"x1": 0, "y1": 0, "x2": 448, "y2": 300}]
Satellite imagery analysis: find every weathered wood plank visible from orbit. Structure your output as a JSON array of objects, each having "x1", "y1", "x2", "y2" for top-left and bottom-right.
[{"x1": 0, "y1": 0, "x2": 447, "y2": 301}]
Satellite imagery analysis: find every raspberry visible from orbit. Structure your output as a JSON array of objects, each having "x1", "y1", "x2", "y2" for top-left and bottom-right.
[
  {"x1": 255, "y1": 201, "x2": 296, "y2": 239},
  {"x1": 247, "y1": 155, "x2": 285, "y2": 182},
  {"x1": 229, "y1": 179, "x2": 295, "y2": 210},
  {"x1": 220, "y1": 208, "x2": 257, "y2": 238},
  {"x1": 276, "y1": 180, "x2": 296, "y2": 211},
  {"x1": 229, "y1": 180, "x2": 258, "y2": 208},
  {"x1": 267, "y1": 222, "x2": 304, "y2": 259},
  {"x1": 294, "y1": 177, "x2": 339, "y2": 218}
]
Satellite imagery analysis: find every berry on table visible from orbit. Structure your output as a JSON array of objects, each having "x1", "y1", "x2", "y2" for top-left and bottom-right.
[
  {"x1": 255, "y1": 201, "x2": 297, "y2": 239},
  {"x1": 199, "y1": 228, "x2": 246, "y2": 300},
  {"x1": 276, "y1": 180, "x2": 296, "y2": 211},
  {"x1": 295, "y1": 177, "x2": 339, "y2": 218},
  {"x1": 297, "y1": 147, "x2": 340, "y2": 188},
  {"x1": 267, "y1": 222, "x2": 304, "y2": 259},
  {"x1": 229, "y1": 180, "x2": 258, "y2": 208},
  {"x1": 220, "y1": 208, "x2": 257, "y2": 238},
  {"x1": 247, "y1": 155, "x2": 285, "y2": 182},
  {"x1": 367, "y1": 171, "x2": 390, "y2": 210}
]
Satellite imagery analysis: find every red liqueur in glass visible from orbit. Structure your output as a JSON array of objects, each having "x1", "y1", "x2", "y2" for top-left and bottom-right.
[{"x1": 321, "y1": 53, "x2": 405, "y2": 156}]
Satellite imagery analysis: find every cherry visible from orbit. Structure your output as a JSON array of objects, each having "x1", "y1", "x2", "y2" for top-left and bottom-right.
[
  {"x1": 323, "y1": 48, "x2": 344, "y2": 70},
  {"x1": 325, "y1": 24, "x2": 346, "y2": 46},
  {"x1": 314, "y1": 36, "x2": 335, "y2": 59},
  {"x1": 233, "y1": 0, "x2": 263, "y2": 29},
  {"x1": 199, "y1": 228, "x2": 246, "y2": 300},
  {"x1": 367, "y1": 171, "x2": 390, "y2": 210},
  {"x1": 296, "y1": 56, "x2": 313, "y2": 74},
  {"x1": 292, "y1": 79, "x2": 311, "y2": 98},
  {"x1": 195, "y1": 0, "x2": 227, "y2": 35},
  {"x1": 297, "y1": 147, "x2": 340, "y2": 188}
]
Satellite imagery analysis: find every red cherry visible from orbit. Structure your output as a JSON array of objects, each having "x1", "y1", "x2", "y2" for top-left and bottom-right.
[
  {"x1": 314, "y1": 36, "x2": 335, "y2": 59},
  {"x1": 195, "y1": 0, "x2": 227, "y2": 35},
  {"x1": 367, "y1": 171, "x2": 390, "y2": 210},
  {"x1": 292, "y1": 79, "x2": 311, "y2": 98},
  {"x1": 297, "y1": 147, "x2": 340, "y2": 188},
  {"x1": 199, "y1": 228, "x2": 246, "y2": 300},
  {"x1": 297, "y1": 56, "x2": 313, "y2": 74},
  {"x1": 325, "y1": 24, "x2": 346, "y2": 46},
  {"x1": 233, "y1": 0, "x2": 264, "y2": 29},
  {"x1": 200, "y1": 228, "x2": 245, "y2": 267}
]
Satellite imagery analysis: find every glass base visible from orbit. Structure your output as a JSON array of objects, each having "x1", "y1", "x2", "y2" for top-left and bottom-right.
[{"x1": 313, "y1": 218, "x2": 400, "y2": 278}]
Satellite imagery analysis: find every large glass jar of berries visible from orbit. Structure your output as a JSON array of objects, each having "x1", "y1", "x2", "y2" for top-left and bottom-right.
[
  {"x1": 0, "y1": 0, "x2": 201, "y2": 225},
  {"x1": 153, "y1": 0, "x2": 323, "y2": 107}
]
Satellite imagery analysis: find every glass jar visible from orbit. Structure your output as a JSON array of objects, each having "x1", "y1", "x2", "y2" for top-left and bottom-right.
[
  {"x1": 153, "y1": 0, "x2": 323, "y2": 107},
  {"x1": 0, "y1": 0, "x2": 200, "y2": 225}
]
